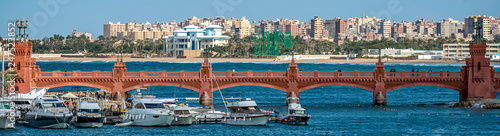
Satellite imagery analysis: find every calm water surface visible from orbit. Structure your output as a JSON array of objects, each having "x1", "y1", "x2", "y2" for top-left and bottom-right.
[{"x1": 2, "y1": 61, "x2": 500, "y2": 135}]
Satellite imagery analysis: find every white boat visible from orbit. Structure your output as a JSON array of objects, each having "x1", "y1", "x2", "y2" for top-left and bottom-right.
[
  {"x1": 221, "y1": 98, "x2": 271, "y2": 126},
  {"x1": 75, "y1": 97, "x2": 104, "y2": 128},
  {"x1": 122, "y1": 91, "x2": 174, "y2": 127},
  {"x1": 169, "y1": 104, "x2": 194, "y2": 126},
  {"x1": 0, "y1": 99, "x2": 18, "y2": 129},
  {"x1": 24, "y1": 95, "x2": 73, "y2": 129},
  {"x1": 159, "y1": 98, "x2": 177, "y2": 109},
  {"x1": 7, "y1": 87, "x2": 48, "y2": 113}
]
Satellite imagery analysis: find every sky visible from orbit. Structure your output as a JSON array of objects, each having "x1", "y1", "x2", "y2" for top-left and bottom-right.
[{"x1": 1, "y1": 0, "x2": 499, "y2": 39}]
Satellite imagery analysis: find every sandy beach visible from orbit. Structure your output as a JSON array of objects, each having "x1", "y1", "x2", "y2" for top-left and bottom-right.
[{"x1": 34, "y1": 56, "x2": 472, "y2": 64}]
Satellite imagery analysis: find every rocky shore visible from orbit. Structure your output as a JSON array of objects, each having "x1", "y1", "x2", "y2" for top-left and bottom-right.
[{"x1": 451, "y1": 99, "x2": 500, "y2": 109}]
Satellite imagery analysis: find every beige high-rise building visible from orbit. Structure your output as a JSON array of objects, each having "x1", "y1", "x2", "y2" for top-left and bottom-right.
[
  {"x1": 465, "y1": 15, "x2": 493, "y2": 40},
  {"x1": 234, "y1": 17, "x2": 251, "y2": 38},
  {"x1": 310, "y1": 16, "x2": 323, "y2": 38},
  {"x1": 129, "y1": 29, "x2": 143, "y2": 41},
  {"x1": 379, "y1": 20, "x2": 392, "y2": 38},
  {"x1": 103, "y1": 22, "x2": 125, "y2": 38},
  {"x1": 104, "y1": 21, "x2": 174, "y2": 41}
]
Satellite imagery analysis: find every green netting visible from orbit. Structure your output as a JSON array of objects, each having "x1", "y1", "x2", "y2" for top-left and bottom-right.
[{"x1": 254, "y1": 31, "x2": 293, "y2": 56}]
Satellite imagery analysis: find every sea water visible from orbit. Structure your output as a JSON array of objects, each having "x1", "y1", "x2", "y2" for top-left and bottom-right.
[{"x1": 2, "y1": 61, "x2": 500, "y2": 135}]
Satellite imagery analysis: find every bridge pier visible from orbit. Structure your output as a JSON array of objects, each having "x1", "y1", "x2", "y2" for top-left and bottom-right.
[
  {"x1": 373, "y1": 91, "x2": 387, "y2": 106},
  {"x1": 286, "y1": 91, "x2": 300, "y2": 104}
]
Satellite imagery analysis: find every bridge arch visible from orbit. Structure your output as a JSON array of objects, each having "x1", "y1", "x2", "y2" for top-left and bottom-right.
[
  {"x1": 386, "y1": 82, "x2": 462, "y2": 92},
  {"x1": 387, "y1": 86, "x2": 460, "y2": 105},
  {"x1": 217, "y1": 83, "x2": 287, "y2": 92},
  {"x1": 122, "y1": 82, "x2": 200, "y2": 93},
  {"x1": 298, "y1": 82, "x2": 375, "y2": 92},
  {"x1": 44, "y1": 82, "x2": 112, "y2": 91}
]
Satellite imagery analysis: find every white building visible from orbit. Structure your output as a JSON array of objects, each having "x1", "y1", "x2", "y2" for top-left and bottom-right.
[
  {"x1": 164, "y1": 25, "x2": 230, "y2": 56},
  {"x1": 443, "y1": 43, "x2": 500, "y2": 59}
]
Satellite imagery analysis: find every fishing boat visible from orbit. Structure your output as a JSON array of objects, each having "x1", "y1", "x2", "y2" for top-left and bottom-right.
[
  {"x1": 221, "y1": 98, "x2": 271, "y2": 126},
  {"x1": 121, "y1": 89, "x2": 174, "y2": 127},
  {"x1": 24, "y1": 95, "x2": 73, "y2": 129},
  {"x1": 280, "y1": 94, "x2": 310, "y2": 125},
  {"x1": 280, "y1": 103, "x2": 310, "y2": 125},
  {"x1": 75, "y1": 97, "x2": 104, "y2": 128},
  {"x1": 0, "y1": 99, "x2": 18, "y2": 129}
]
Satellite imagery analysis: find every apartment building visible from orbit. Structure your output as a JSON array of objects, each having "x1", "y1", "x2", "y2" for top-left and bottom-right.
[{"x1": 443, "y1": 43, "x2": 500, "y2": 59}]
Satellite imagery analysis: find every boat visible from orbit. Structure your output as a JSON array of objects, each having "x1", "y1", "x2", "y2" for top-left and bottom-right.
[
  {"x1": 75, "y1": 97, "x2": 104, "y2": 128},
  {"x1": 121, "y1": 89, "x2": 174, "y2": 127},
  {"x1": 279, "y1": 103, "x2": 311, "y2": 125},
  {"x1": 7, "y1": 87, "x2": 48, "y2": 119},
  {"x1": 0, "y1": 99, "x2": 19, "y2": 129},
  {"x1": 24, "y1": 95, "x2": 73, "y2": 129},
  {"x1": 221, "y1": 98, "x2": 271, "y2": 126},
  {"x1": 169, "y1": 104, "x2": 195, "y2": 126},
  {"x1": 280, "y1": 95, "x2": 310, "y2": 125}
]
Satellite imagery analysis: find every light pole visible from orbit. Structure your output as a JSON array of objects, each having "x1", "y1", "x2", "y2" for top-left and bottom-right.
[
  {"x1": 1, "y1": 42, "x2": 4, "y2": 97},
  {"x1": 16, "y1": 19, "x2": 28, "y2": 41}
]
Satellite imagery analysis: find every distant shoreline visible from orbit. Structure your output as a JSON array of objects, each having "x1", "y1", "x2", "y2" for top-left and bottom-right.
[{"x1": 32, "y1": 56, "x2": 480, "y2": 64}]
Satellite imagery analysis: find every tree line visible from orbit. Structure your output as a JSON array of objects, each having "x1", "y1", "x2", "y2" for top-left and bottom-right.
[
  {"x1": 0, "y1": 35, "x2": 165, "y2": 56},
  {"x1": 0, "y1": 34, "x2": 499, "y2": 57}
]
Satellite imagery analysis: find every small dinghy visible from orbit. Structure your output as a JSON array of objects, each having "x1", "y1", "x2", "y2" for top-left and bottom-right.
[{"x1": 114, "y1": 121, "x2": 133, "y2": 127}]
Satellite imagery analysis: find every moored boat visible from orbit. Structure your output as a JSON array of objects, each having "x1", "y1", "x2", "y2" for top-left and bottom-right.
[
  {"x1": 280, "y1": 96, "x2": 310, "y2": 125},
  {"x1": 122, "y1": 90, "x2": 174, "y2": 127},
  {"x1": 75, "y1": 97, "x2": 104, "y2": 128},
  {"x1": 221, "y1": 98, "x2": 271, "y2": 126},
  {"x1": 169, "y1": 104, "x2": 194, "y2": 126},
  {"x1": 0, "y1": 99, "x2": 19, "y2": 129},
  {"x1": 280, "y1": 103, "x2": 310, "y2": 125},
  {"x1": 24, "y1": 95, "x2": 73, "y2": 129}
]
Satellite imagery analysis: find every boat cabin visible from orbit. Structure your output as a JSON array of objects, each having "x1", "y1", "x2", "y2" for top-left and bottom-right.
[
  {"x1": 0, "y1": 100, "x2": 12, "y2": 110},
  {"x1": 133, "y1": 99, "x2": 166, "y2": 110},
  {"x1": 226, "y1": 98, "x2": 262, "y2": 113},
  {"x1": 288, "y1": 103, "x2": 306, "y2": 115}
]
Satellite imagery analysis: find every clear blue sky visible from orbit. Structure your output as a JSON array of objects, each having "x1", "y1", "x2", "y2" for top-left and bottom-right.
[{"x1": 1, "y1": 0, "x2": 499, "y2": 39}]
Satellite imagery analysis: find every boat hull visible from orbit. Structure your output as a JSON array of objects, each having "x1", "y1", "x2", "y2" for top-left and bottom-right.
[
  {"x1": 280, "y1": 115, "x2": 310, "y2": 125},
  {"x1": 24, "y1": 113, "x2": 72, "y2": 129},
  {"x1": 222, "y1": 116, "x2": 270, "y2": 126},
  {"x1": 0, "y1": 116, "x2": 16, "y2": 129},
  {"x1": 123, "y1": 114, "x2": 173, "y2": 127},
  {"x1": 171, "y1": 116, "x2": 194, "y2": 126},
  {"x1": 75, "y1": 116, "x2": 104, "y2": 128}
]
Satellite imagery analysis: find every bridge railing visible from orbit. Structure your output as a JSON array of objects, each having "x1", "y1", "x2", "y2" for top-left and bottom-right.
[
  {"x1": 212, "y1": 71, "x2": 288, "y2": 78},
  {"x1": 385, "y1": 71, "x2": 462, "y2": 77},
  {"x1": 122, "y1": 71, "x2": 199, "y2": 78},
  {"x1": 298, "y1": 71, "x2": 374, "y2": 77},
  {"x1": 38, "y1": 71, "x2": 113, "y2": 77}
]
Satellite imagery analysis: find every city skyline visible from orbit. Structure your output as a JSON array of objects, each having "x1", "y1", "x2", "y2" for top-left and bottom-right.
[{"x1": 1, "y1": 0, "x2": 500, "y2": 39}]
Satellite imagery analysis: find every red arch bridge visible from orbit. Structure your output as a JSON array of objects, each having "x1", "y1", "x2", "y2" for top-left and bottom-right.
[{"x1": 11, "y1": 42, "x2": 500, "y2": 106}]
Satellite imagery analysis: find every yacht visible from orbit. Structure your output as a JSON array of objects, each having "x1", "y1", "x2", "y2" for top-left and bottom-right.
[
  {"x1": 7, "y1": 87, "x2": 48, "y2": 118},
  {"x1": 122, "y1": 92, "x2": 174, "y2": 127},
  {"x1": 0, "y1": 99, "x2": 19, "y2": 129},
  {"x1": 169, "y1": 104, "x2": 194, "y2": 126},
  {"x1": 75, "y1": 97, "x2": 104, "y2": 128},
  {"x1": 221, "y1": 98, "x2": 271, "y2": 126},
  {"x1": 280, "y1": 103, "x2": 310, "y2": 125},
  {"x1": 24, "y1": 95, "x2": 73, "y2": 129}
]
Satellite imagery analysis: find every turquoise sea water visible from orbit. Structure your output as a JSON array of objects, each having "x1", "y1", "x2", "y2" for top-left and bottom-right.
[{"x1": 2, "y1": 61, "x2": 500, "y2": 135}]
